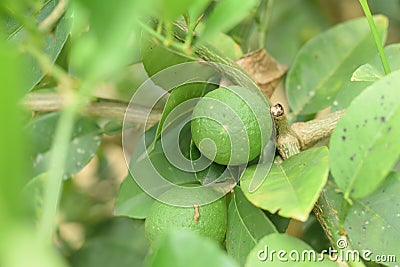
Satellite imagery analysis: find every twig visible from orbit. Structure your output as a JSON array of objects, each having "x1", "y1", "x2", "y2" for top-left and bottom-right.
[
  {"x1": 39, "y1": 0, "x2": 69, "y2": 33},
  {"x1": 23, "y1": 93, "x2": 162, "y2": 125},
  {"x1": 271, "y1": 104, "x2": 345, "y2": 158},
  {"x1": 291, "y1": 109, "x2": 346, "y2": 149}
]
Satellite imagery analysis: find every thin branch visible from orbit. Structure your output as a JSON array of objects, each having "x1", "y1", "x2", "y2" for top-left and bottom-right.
[
  {"x1": 23, "y1": 93, "x2": 162, "y2": 125},
  {"x1": 39, "y1": 0, "x2": 69, "y2": 33},
  {"x1": 272, "y1": 104, "x2": 345, "y2": 158},
  {"x1": 291, "y1": 109, "x2": 346, "y2": 149}
]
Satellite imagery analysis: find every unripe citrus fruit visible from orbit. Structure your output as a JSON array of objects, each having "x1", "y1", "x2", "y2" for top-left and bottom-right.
[
  {"x1": 191, "y1": 86, "x2": 272, "y2": 165},
  {"x1": 145, "y1": 186, "x2": 227, "y2": 248}
]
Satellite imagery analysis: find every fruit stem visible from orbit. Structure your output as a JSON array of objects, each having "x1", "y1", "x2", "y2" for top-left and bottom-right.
[
  {"x1": 271, "y1": 104, "x2": 301, "y2": 159},
  {"x1": 358, "y1": 0, "x2": 391, "y2": 75}
]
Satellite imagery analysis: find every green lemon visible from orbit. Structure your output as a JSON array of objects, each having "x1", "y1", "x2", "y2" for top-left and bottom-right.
[
  {"x1": 145, "y1": 187, "x2": 227, "y2": 248},
  {"x1": 191, "y1": 86, "x2": 272, "y2": 165}
]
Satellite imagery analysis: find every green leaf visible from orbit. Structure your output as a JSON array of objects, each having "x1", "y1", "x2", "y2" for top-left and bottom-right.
[
  {"x1": 114, "y1": 175, "x2": 155, "y2": 219},
  {"x1": 226, "y1": 187, "x2": 277, "y2": 266},
  {"x1": 206, "y1": 32, "x2": 243, "y2": 60},
  {"x1": 8, "y1": 0, "x2": 70, "y2": 91},
  {"x1": 27, "y1": 112, "x2": 101, "y2": 179},
  {"x1": 330, "y1": 81, "x2": 372, "y2": 112},
  {"x1": 141, "y1": 36, "x2": 216, "y2": 140},
  {"x1": 344, "y1": 172, "x2": 400, "y2": 266},
  {"x1": 330, "y1": 69, "x2": 400, "y2": 199},
  {"x1": 245, "y1": 233, "x2": 338, "y2": 267},
  {"x1": 70, "y1": 218, "x2": 149, "y2": 267},
  {"x1": 201, "y1": 0, "x2": 259, "y2": 42},
  {"x1": 155, "y1": 82, "x2": 210, "y2": 139},
  {"x1": 152, "y1": 0, "x2": 194, "y2": 21},
  {"x1": 332, "y1": 44, "x2": 400, "y2": 112},
  {"x1": 146, "y1": 230, "x2": 239, "y2": 267},
  {"x1": 286, "y1": 15, "x2": 388, "y2": 115},
  {"x1": 114, "y1": 125, "x2": 158, "y2": 219},
  {"x1": 351, "y1": 64, "x2": 384, "y2": 82},
  {"x1": 188, "y1": 0, "x2": 212, "y2": 25},
  {"x1": 23, "y1": 173, "x2": 47, "y2": 222},
  {"x1": 70, "y1": 0, "x2": 147, "y2": 81},
  {"x1": 352, "y1": 44, "x2": 400, "y2": 82},
  {"x1": 141, "y1": 36, "x2": 195, "y2": 78},
  {"x1": 240, "y1": 147, "x2": 329, "y2": 222},
  {"x1": 189, "y1": 140, "x2": 227, "y2": 184},
  {"x1": 129, "y1": 119, "x2": 197, "y2": 199},
  {"x1": 266, "y1": 0, "x2": 330, "y2": 65}
]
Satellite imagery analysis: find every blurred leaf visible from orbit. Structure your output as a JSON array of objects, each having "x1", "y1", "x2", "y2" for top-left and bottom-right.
[
  {"x1": 226, "y1": 187, "x2": 277, "y2": 266},
  {"x1": 27, "y1": 112, "x2": 102, "y2": 179},
  {"x1": 146, "y1": 230, "x2": 239, "y2": 267},
  {"x1": 114, "y1": 175, "x2": 155, "y2": 219},
  {"x1": 301, "y1": 215, "x2": 330, "y2": 253},
  {"x1": 0, "y1": 32, "x2": 67, "y2": 267},
  {"x1": 286, "y1": 15, "x2": 388, "y2": 115},
  {"x1": 8, "y1": 0, "x2": 70, "y2": 91},
  {"x1": 153, "y1": 0, "x2": 193, "y2": 21},
  {"x1": 266, "y1": 0, "x2": 330, "y2": 65},
  {"x1": 23, "y1": 173, "x2": 47, "y2": 221},
  {"x1": 330, "y1": 81, "x2": 372, "y2": 112},
  {"x1": 70, "y1": 218, "x2": 149, "y2": 267},
  {"x1": 245, "y1": 233, "x2": 338, "y2": 267},
  {"x1": 240, "y1": 147, "x2": 329, "y2": 222},
  {"x1": 352, "y1": 44, "x2": 400, "y2": 82},
  {"x1": 70, "y1": 0, "x2": 147, "y2": 81},
  {"x1": 201, "y1": 0, "x2": 259, "y2": 43},
  {"x1": 188, "y1": 0, "x2": 212, "y2": 25},
  {"x1": 114, "y1": 125, "x2": 158, "y2": 219},
  {"x1": 330, "y1": 70, "x2": 400, "y2": 199},
  {"x1": 344, "y1": 172, "x2": 400, "y2": 266},
  {"x1": 333, "y1": 44, "x2": 400, "y2": 112}
]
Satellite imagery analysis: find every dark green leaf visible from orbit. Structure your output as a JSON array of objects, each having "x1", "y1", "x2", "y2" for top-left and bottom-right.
[
  {"x1": 8, "y1": 0, "x2": 70, "y2": 91},
  {"x1": 27, "y1": 112, "x2": 101, "y2": 179},
  {"x1": 70, "y1": 218, "x2": 149, "y2": 267},
  {"x1": 344, "y1": 172, "x2": 400, "y2": 266},
  {"x1": 241, "y1": 147, "x2": 329, "y2": 221},
  {"x1": 226, "y1": 187, "x2": 277, "y2": 266},
  {"x1": 245, "y1": 233, "x2": 338, "y2": 267},
  {"x1": 146, "y1": 230, "x2": 239, "y2": 267},
  {"x1": 330, "y1": 70, "x2": 400, "y2": 199},
  {"x1": 286, "y1": 15, "x2": 388, "y2": 115},
  {"x1": 189, "y1": 140, "x2": 227, "y2": 184}
]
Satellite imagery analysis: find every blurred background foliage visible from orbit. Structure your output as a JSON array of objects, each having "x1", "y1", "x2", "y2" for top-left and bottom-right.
[{"x1": 1, "y1": 0, "x2": 400, "y2": 266}]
